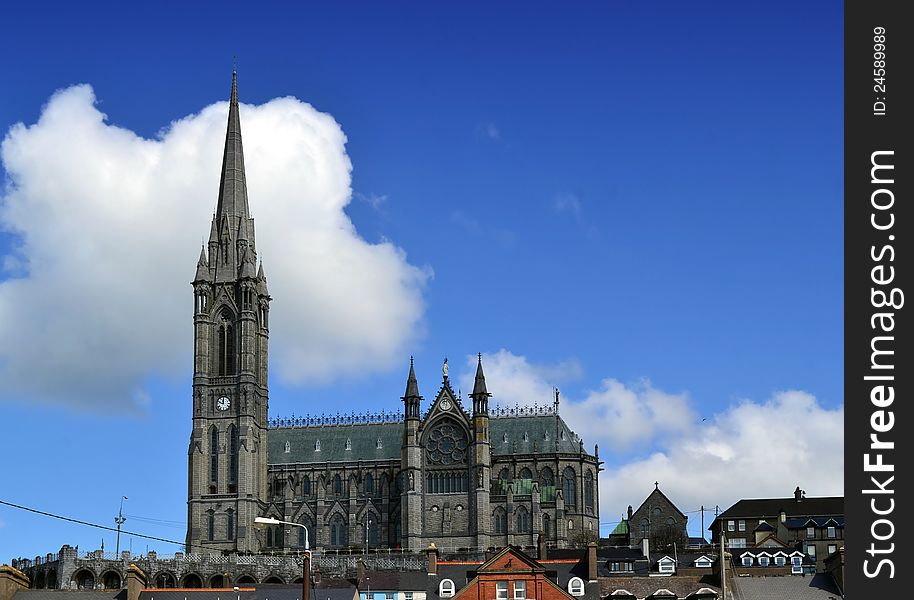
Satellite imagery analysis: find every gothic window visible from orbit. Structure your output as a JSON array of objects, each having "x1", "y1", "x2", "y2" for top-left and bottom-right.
[
  {"x1": 519, "y1": 467, "x2": 533, "y2": 480},
  {"x1": 425, "y1": 419, "x2": 469, "y2": 465},
  {"x1": 503, "y1": 432, "x2": 509, "y2": 443},
  {"x1": 493, "y1": 507, "x2": 507, "y2": 534},
  {"x1": 334, "y1": 474, "x2": 342, "y2": 496},
  {"x1": 584, "y1": 471, "x2": 594, "y2": 511},
  {"x1": 346, "y1": 438, "x2": 352, "y2": 451},
  {"x1": 228, "y1": 425, "x2": 238, "y2": 489},
  {"x1": 640, "y1": 519, "x2": 650, "y2": 538},
  {"x1": 227, "y1": 510, "x2": 234, "y2": 541},
  {"x1": 330, "y1": 515, "x2": 347, "y2": 547},
  {"x1": 516, "y1": 507, "x2": 530, "y2": 532},
  {"x1": 365, "y1": 473, "x2": 374, "y2": 496},
  {"x1": 542, "y1": 513, "x2": 551, "y2": 537},
  {"x1": 298, "y1": 518, "x2": 312, "y2": 548},
  {"x1": 302, "y1": 475, "x2": 311, "y2": 496},
  {"x1": 315, "y1": 439, "x2": 321, "y2": 451},
  {"x1": 207, "y1": 511, "x2": 215, "y2": 541},
  {"x1": 209, "y1": 427, "x2": 219, "y2": 485},
  {"x1": 523, "y1": 432, "x2": 528, "y2": 442},
  {"x1": 540, "y1": 467, "x2": 554, "y2": 487},
  {"x1": 563, "y1": 467, "x2": 576, "y2": 508},
  {"x1": 284, "y1": 441, "x2": 291, "y2": 453}
]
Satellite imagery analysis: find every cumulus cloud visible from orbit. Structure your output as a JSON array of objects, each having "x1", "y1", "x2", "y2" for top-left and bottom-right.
[
  {"x1": 457, "y1": 351, "x2": 844, "y2": 534},
  {"x1": 0, "y1": 84, "x2": 429, "y2": 409}
]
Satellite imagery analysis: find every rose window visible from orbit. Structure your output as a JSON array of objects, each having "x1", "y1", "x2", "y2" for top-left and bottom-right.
[{"x1": 426, "y1": 421, "x2": 468, "y2": 465}]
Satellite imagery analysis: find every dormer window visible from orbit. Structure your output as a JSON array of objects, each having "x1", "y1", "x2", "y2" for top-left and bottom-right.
[
  {"x1": 567, "y1": 577, "x2": 584, "y2": 597},
  {"x1": 543, "y1": 431, "x2": 549, "y2": 440},
  {"x1": 522, "y1": 432, "x2": 528, "y2": 442},
  {"x1": 560, "y1": 430, "x2": 566, "y2": 441},
  {"x1": 503, "y1": 432, "x2": 509, "y2": 443},
  {"x1": 439, "y1": 579, "x2": 455, "y2": 598},
  {"x1": 345, "y1": 438, "x2": 352, "y2": 451},
  {"x1": 376, "y1": 437, "x2": 383, "y2": 449},
  {"x1": 658, "y1": 557, "x2": 676, "y2": 574},
  {"x1": 775, "y1": 556, "x2": 786, "y2": 566},
  {"x1": 314, "y1": 439, "x2": 321, "y2": 452},
  {"x1": 758, "y1": 556, "x2": 770, "y2": 567},
  {"x1": 742, "y1": 556, "x2": 753, "y2": 567},
  {"x1": 284, "y1": 441, "x2": 291, "y2": 453}
]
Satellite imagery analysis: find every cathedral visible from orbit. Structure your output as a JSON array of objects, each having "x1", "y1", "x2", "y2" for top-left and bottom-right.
[{"x1": 186, "y1": 71, "x2": 601, "y2": 554}]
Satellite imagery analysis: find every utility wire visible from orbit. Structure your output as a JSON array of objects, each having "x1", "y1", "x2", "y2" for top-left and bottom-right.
[{"x1": 0, "y1": 499, "x2": 221, "y2": 552}]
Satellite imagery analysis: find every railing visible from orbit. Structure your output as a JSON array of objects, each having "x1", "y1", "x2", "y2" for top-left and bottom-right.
[
  {"x1": 270, "y1": 410, "x2": 401, "y2": 428},
  {"x1": 490, "y1": 403, "x2": 556, "y2": 418}
]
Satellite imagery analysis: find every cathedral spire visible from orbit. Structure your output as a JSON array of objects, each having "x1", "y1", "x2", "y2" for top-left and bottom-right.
[
  {"x1": 404, "y1": 356, "x2": 420, "y2": 399},
  {"x1": 470, "y1": 353, "x2": 491, "y2": 415},
  {"x1": 215, "y1": 69, "x2": 250, "y2": 225}
]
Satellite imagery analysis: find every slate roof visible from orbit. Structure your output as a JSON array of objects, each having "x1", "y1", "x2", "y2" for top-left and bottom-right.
[
  {"x1": 730, "y1": 575, "x2": 842, "y2": 600},
  {"x1": 599, "y1": 576, "x2": 719, "y2": 599},
  {"x1": 269, "y1": 415, "x2": 585, "y2": 464},
  {"x1": 139, "y1": 590, "x2": 256, "y2": 600},
  {"x1": 783, "y1": 517, "x2": 845, "y2": 529},
  {"x1": 139, "y1": 586, "x2": 355, "y2": 600},
  {"x1": 753, "y1": 522, "x2": 775, "y2": 533},
  {"x1": 14, "y1": 592, "x2": 126, "y2": 600},
  {"x1": 710, "y1": 497, "x2": 843, "y2": 531},
  {"x1": 356, "y1": 570, "x2": 429, "y2": 592}
]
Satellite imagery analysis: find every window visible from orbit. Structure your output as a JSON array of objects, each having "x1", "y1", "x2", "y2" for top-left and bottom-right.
[
  {"x1": 806, "y1": 544, "x2": 816, "y2": 559},
  {"x1": 385, "y1": 594, "x2": 394, "y2": 600},
  {"x1": 513, "y1": 581, "x2": 526, "y2": 600},
  {"x1": 284, "y1": 441, "x2": 291, "y2": 453},
  {"x1": 728, "y1": 538, "x2": 746, "y2": 548},
  {"x1": 334, "y1": 474, "x2": 343, "y2": 495},
  {"x1": 405, "y1": 594, "x2": 413, "y2": 600},
  {"x1": 584, "y1": 471, "x2": 594, "y2": 511},
  {"x1": 827, "y1": 526, "x2": 837, "y2": 539},
  {"x1": 366, "y1": 473, "x2": 375, "y2": 496},
  {"x1": 828, "y1": 544, "x2": 838, "y2": 556},
  {"x1": 207, "y1": 512, "x2": 215, "y2": 541},
  {"x1": 775, "y1": 556, "x2": 786, "y2": 566},
  {"x1": 791, "y1": 556, "x2": 803, "y2": 574},
  {"x1": 658, "y1": 558, "x2": 675, "y2": 574},
  {"x1": 728, "y1": 520, "x2": 735, "y2": 532},
  {"x1": 738, "y1": 520, "x2": 746, "y2": 531},
  {"x1": 563, "y1": 467, "x2": 576, "y2": 507},
  {"x1": 567, "y1": 578, "x2": 584, "y2": 597},
  {"x1": 540, "y1": 467, "x2": 554, "y2": 487},
  {"x1": 494, "y1": 508, "x2": 507, "y2": 534},
  {"x1": 298, "y1": 520, "x2": 311, "y2": 548},
  {"x1": 495, "y1": 582, "x2": 508, "y2": 600},
  {"x1": 742, "y1": 556, "x2": 753, "y2": 567},
  {"x1": 516, "y1": 507, "x2": 530, "y2": 533},
  {"x1": 758, "y1": 556, "x2": 769, "y2": 567},
  {"x1": 315, "y1": 439, "x2": 321, "y2": 452},
  {"x1": 542, "y1": 514, "x2": 551, "y2": 537},
  {"x1": 210, "y1": 427, "x2": 219, "y2": 485},
  {"x1": 695, "y1": 558, "x2": 712, "y2": 568},
  {"x1": 302, "y1": 475, "x2": 311, "y2": 496},
  {"x1": 330, "y1": 515, "x2": 346, "y2": 547},
  {"x1": 228, "y1": 426, "x2": 238, "y2": 488},
  {"x1": 439, "y1": 580, "x2": 456, "y2": 598},
  {"x1": 227, "y1": 511, "x2": 234, "y2": 541},
  {"x1": 377, "y1": 437, "x2": 383, "y2": 449},
  {"x1": 807, "y1": 526, "x2": 815, "y2": 538},
  {"x1": 346, "y1": 438, "x2": 352, "y2": 450},
  {"x1": 519, "y1": 467, "x2": 533, "y2": 480}
]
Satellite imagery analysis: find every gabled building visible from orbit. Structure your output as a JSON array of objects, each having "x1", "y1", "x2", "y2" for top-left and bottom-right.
[{"x1": 708, "y1": 487, "x2": 843, "y2": 573}]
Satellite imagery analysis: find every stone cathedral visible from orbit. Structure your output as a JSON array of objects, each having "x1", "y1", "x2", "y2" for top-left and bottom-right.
[{"x1": 186, "y1": 72, "x2": 601, "y2": 554}]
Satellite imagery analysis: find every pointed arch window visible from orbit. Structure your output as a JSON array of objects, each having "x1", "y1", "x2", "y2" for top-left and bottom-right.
[
  {"x1": 209, "y1": 427, "x2": 219, "y2": 486},
  {"x1": 228, "y1": 425, "x2": 238, "y2": 491},
  {"x1": 298, "y1": 517, "x2": 312, "y2": 548},
  {"x1": 540, "y1": 467, "x2": 554, "y2": 487},
  {"x1": 584, "y1": 471, "x2": 594, "y2": 511},
  {"x1": 542, "y1": 513, "x2": 551, "y2": 537},
  {"x1": 345, "y1": 438, "x2": 352, "y2": 451},
  {"x1": 227, "y1": 510, "x2": 234, "y2": 541},
  {"x1": 334, "y1": 474, "x2": 343, "y2": 496},
  {"x1": 493, "y1": 507, "x2": 507, "y2": 534},
  {"x1": 563, "y1": 467, "x2": 577, "y2": 508},
  {"x1": 207, "y1": 511, "x2": 215, "y2": 541},
  {"x1": 302, "y1": 475, "x2": 311, "y2": 496},
  {"x1": 330, "y1": 515, "x2": 347, "y2": 547},
  {"x1": 365, "y1": 473, "x2": 375, "y2": 496},
  {"x1": 516, "y1": 506, "x2": 530, "y2": 532},
  {"x1": 519, "y1": 467, "x2": 533, "y2": 480}
]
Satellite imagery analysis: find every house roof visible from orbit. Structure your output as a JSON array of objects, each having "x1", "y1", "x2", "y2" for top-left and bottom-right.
[
  {"x1": 730, "y1": 575, "x2": 841, "y2": 599},
  {"x1": 753, "y1": 522, "x2": 776, "y2": 533},
  {"x1": 709, "y1": 496, "x2": 844, "y2": 530},
  {"x1": 599, "y1": 576, "x2": 719, "y2": 599},
  {"x1": 783, "y1": 516, "x2": 845, "y2": 529}
]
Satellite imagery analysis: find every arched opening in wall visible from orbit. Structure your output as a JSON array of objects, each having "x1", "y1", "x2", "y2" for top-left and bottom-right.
[
  {"x1": 302, "y1": 474, "x2": 311, "y2": 496},
  {"x1": 493, "y1": 507, "x2": 507, "y2": 534},
  {"x1": 209, "y1": 575, "x2": 225, "y2": 587},
  {"x1": 46, "y1": 569, "x2": 57, "y2": 589},
  {"x1": 542, "y1": 513, "x2": 551, "y2": 538},
  {"x1": 263, "y1": 576, "x2": 284, "y2": 584},
  {"x1": 330, "y1": 514, "x2": 347, "y2": 547},
  {"x1": 73, "y1": 570, "x2": 95, "y2": 590},
  {"x1": 210, "y1": 426, "x2": 219, "y2": 489},
  {"x1": 101, "y1": 571, "x2": 121, "y2": 590},
  {"x1": 236, "y1": 575, "x2": 257, "y2": 585},
  {"x1": 584, "y1": 471, "x2": 594, "y2": 512},
  {"x1": 365, "y1": 473, "x2": 374, "y2": 496},
  {"x1": 181, "y1": 574, "x2": 203, "y2": 589},
  {"x1": 292, "y1": 578, "x2": 304, "y2": 585},
  {"x1": 228, "y1": 425, "x2": 238, "y2": 492},
  {"x1": 563, "y1": 467, "x2": 577, "y2": 508},
  {"x1": 154, "y1": 573, "x2": 177, "y2": 588},
  {"x1": 516, "y1": 507, "x2": 530, "y2": 533},
  {"x1": 34, "y1": 571, "x2": 46, "y2": 589}
]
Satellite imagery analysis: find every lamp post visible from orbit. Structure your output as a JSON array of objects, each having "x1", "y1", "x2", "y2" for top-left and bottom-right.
[
  {"x1": 365, "y1": 517, "x2": 372, "y2": 555},
  {"x1": 254, "y1": 517, "x2": 311, "y2": 600},
  {"x1": 115, "y1": 496, "x2": 128, "y2": 557}
]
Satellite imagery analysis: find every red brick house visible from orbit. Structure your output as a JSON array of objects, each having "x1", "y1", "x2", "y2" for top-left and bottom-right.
[{"x1": 449, "y1": 547, "x2": 576, "y2": 600}]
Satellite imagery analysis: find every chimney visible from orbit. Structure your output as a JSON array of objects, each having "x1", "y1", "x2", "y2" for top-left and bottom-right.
[
  {"x1": 302, "y1": 553, "x2": 311, "y2": 600},
  {"x1": 587, "y1": 542, "x2": 598, "y2": 581},
  {"x1": 125, "y1": 564, "x2": 148, "y2": 600},
  {"x1": 538, "y1": 534, "x2": 547, "y2": 561},
  {"x1": 0, "y1": 564, "x2": 29, "y2": 600},
  {"x1": 794, "y1": 486, "x2": 803, "y2": 502},
  {"x1": 627, "y1": 505, "x2": 633, "y2": 521},
  {"x1": 427, "y1": 543, "x2": 439, "y2": 576}
]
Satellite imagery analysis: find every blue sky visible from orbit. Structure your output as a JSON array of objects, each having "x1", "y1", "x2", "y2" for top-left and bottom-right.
[{"x1": 0, "y1": 1, "x2": 842, "y2": 559}]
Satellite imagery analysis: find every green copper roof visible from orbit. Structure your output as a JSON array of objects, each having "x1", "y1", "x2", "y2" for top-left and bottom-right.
[
  {"x1": 611, "y1": 519, "x2": 629, "y2": 536},
  {"x1": 268, "y1": 413, "x2": 585, "y2": 464}
]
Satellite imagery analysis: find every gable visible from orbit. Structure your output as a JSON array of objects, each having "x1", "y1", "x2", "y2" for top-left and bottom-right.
[
  {"x1": 631, "y1": 488, "x2": 687, "y2": 522},
  {"x1": 477, "y1": 546, "x2": 543, "y2": 573}
]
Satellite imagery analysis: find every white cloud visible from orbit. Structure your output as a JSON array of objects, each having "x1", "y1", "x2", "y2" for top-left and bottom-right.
[
  {"x1": 457, "y1": 351, "x2": 844, "y2": 534},
  {"x1": 0, "y1": 84, "x2": 429, "y2": 409}
]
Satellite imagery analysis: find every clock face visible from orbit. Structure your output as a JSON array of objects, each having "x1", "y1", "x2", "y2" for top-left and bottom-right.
[
  {"x1": 440, "y1": 398, "x2": 451, "y2": 411},
  {"x1": 216, "y1": 396, "x2": 231, "y2": 411}
]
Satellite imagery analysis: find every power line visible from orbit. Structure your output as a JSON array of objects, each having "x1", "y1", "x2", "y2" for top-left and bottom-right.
[{"x1": 0, "y1": 499, "x2": 220, "y2": 552}]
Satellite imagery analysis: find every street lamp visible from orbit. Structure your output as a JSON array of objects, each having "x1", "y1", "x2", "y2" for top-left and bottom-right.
[
  {"x1": 364, "y1": 517, "x2": 372, "y2": 555},
  {"x1": 115, "y1": 496, "x2": 128, "y2": 557},
  {"x1": 255, "y1": 517, "x2": 311, "y2": 600}
]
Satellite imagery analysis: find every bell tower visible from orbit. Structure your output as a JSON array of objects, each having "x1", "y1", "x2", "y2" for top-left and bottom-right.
[{"x1": 187, "y1": 69, "x2": 271, "y2": 553}]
